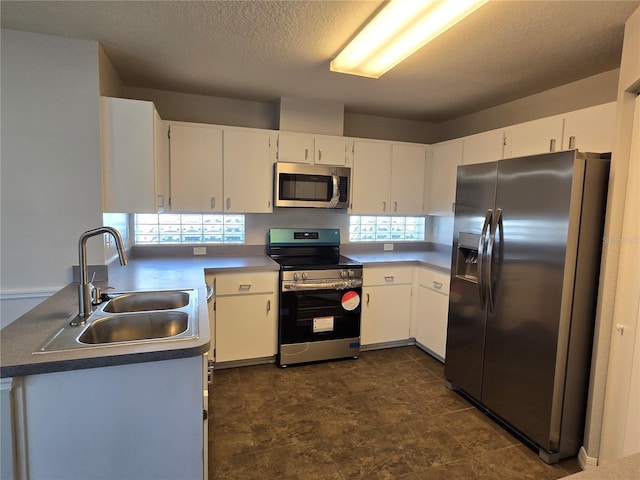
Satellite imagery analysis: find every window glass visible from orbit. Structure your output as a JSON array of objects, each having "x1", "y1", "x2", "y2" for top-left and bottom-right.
[
  {"x1": 134, "y1": 214, "x2": 245, "y2": 244},
  {"x1": 349, "y1": 216, "x2": 425, "y2": 242}
]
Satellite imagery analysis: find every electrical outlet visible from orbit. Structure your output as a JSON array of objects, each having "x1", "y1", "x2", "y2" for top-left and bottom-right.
[
  {"x1": 193, "y1": 247, "x2": 207, "y2": 256},
  {"x1": 383, "y1": 243, "x2": 394, "y2": 251}
]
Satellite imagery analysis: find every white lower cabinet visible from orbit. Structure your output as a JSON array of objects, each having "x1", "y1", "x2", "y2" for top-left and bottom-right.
[
  {"x1": 210, "y1": 271, "x2": 278, "y2": 363},
  {"x1": 1, "y1": 356, "x2": 206, "y2": 480},
  {"x1": 414, "y1": 267, "x2": 450, "y2": 360},
  {"x1": 361, "y1": 266, "x2": 413, "y2": 346}
]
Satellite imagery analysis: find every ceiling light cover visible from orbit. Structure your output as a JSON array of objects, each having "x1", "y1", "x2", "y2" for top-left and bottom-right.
[{"x1": 331, "y1": 0, "x2": 489, "y2": 79}]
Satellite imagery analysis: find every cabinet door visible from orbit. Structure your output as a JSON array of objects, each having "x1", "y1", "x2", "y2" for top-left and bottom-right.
[
  {"x1": 102, "y1": 97, "x2": 165, "y2": 213},
  {"x1": 462, "y1": 129, "x2": 504, "y2": 165},
  {"x1": 215, "y1": 294, "x2": 277, "y2": 362},
  {"x1": 563, "y1": 102, "x2": 616, "y2": 152},
  {"x1": 361, "y1": 284, "x2": 412, "y2": 345},
  {"x1": 415, "y1": 285, "x2": 449, "y2": 360},
  {"x1": 169, "y1": 124, "x2": 223, "y2": 212},
  {"x1": 314, "y1": 135, "x2": 347, "y2": 165},
  {"x1": 428, "y1": 139, "x2": 463, "y2": 216},
  {"x1": 223, "y1": 129, "x2": 273, "y2": 213},
  {"x1": 351, "y1": 140, "x2": 391, "y2": 214},
  {"x1": 390, "y1": 144, "x2": 426, "y2": 215},
  {"x1": 154, "y1": 114, "x2": 170, "y2": 212},
  {"x1": 277, "y1": 132, "x2": 313, "y2": 164},
  {"x1": 504, "y1": 115, "x2": 563, "y2": 159}
]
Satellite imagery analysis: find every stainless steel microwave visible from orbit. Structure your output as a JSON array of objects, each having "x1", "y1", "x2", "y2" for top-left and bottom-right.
[{"x1": 274, "y1": 163, "x2": 350, "y2": 209}]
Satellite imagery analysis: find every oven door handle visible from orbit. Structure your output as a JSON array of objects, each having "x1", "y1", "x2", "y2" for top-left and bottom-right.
[{"x1": 282, "y1": 280, "x2": 362, "y2": 291}]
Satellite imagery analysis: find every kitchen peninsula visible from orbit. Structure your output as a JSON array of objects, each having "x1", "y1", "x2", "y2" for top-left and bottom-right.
[{"x1": 0, "y1": 245, "x2": 450, "y2": 479}]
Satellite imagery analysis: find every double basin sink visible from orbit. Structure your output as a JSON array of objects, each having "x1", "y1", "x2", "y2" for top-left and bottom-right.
[{"x1": 36, "y1": 289, "x2": 199, "y2": 353}]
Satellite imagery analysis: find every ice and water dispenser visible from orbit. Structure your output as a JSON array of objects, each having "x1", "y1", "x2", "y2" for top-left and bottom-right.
[{"x1": 455, "y1": 232, "x2": 480, "y2": 282}]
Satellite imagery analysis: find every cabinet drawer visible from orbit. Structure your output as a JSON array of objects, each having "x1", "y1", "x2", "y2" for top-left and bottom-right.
[
  {"x1": 363, "y1": 266, "x2": 413, "y2": 286},
  {"x1": 418, "y1": 268, "x2": 450, "y2": 295},
  {"x1": 214, "y1": 272, "x2": 276, "y2": 296}
]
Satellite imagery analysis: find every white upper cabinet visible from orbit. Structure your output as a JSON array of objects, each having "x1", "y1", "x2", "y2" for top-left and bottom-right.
[
  {"x1": 563, "y1": 102, "x2": 616, "y2": 153},
  {"x1": 462, "y1": 129, "x2": 505, "y2": 165},
  {"x1": 169, "y1": 123, "x2": 223, "y2": 212},
  {"x1": 223, "y1": 128, "x2": 273, "y2": 213},
  {"x1": 314, "y1": 135, "x2": 348, "y2": 165},
  {"x1": 351, "y1": 140, "x2": 426, "y2": 215},
  {"x1": 169, "y1": 123, "x2": 273, "y2": 213},
  {"x1": 504, "y1": 115, "x2": 564, "y2": 159},
  {"x1": 276, "y1": 131, "x2": 348, "y2": 166},
  {"x1": 101, "y1": 97, "x2": 169, "y2": 213},
  {"x1": 428, "y1": 139, "x2": 463, "y2": 216},
  {"x1": 351, "y1": 140, "x2": 391, "y2": 214},
  {"x1": 276, "y1": 132, "x2": 314, "y2": 164},
  {"x1": 390, "y1": 144, "x2": 426, "y2": 214}
]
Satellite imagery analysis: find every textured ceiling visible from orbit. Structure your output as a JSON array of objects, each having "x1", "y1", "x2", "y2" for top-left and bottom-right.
[{"x1": 2, "y1": 1, "x2": 639, "y2": 122}]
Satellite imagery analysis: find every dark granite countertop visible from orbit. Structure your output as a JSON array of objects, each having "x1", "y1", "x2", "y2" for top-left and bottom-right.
[
  {"x1": 344, "y1": 250, "x2": 451, "y2": 273},
  {"x1": 0, "y1": 255, "x2": 279, "y2": 378},
  {"x1": 1, "y1": 249, "x2": 450, "y2": 378}
]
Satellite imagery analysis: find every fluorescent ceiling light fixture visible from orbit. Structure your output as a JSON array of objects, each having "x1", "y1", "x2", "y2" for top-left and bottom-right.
[{"x1": 330, "y1": 0, "x2": 489, "y2": 79}]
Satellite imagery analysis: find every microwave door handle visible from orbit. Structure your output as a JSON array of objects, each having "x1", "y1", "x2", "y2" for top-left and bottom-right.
[{"x1": 328, "y1": 173, "x2": 340, "y2": 208}]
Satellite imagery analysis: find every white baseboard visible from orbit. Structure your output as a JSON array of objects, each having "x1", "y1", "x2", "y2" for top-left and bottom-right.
[{"x1": 578, "y1": 446, "x2": 599, "y2": 470}]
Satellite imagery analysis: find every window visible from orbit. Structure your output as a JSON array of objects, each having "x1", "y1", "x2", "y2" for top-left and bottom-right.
[
  {"x1": 134, "y1": 214, "x2": 245, "y2": 244},
  {"x1": 349, "y1": 216, "x2": 425, "y2": 242}
]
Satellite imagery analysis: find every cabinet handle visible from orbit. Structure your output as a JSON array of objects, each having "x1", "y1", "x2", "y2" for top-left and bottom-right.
[
  {"x1": 239, "y1": 284, "x2": 252, "y2": 291},
  {"x1": 366, "y1": 293, "x2": 370, "y2": 304},
  {"x1": 549, "y1": 138, "x2": 556, "y2": 152},
  {"x1": 394, "y1": 201, "x2": 398, "y2": 212},
  {"x1": 226, "y1": 197, "x2": 231, "y2": 210},
  {"x1": 384, "y1": 276, "x2": 395, "y2": 282},
  {"x1": 433, "y1": 281, "x2": 443, "y2": 290},
  {"x1": 210, "y1": 197, "x2": 216, "y2": 209},
  {"x1": 452, "y1": 202, "x2": 456, "y2": 213},
  {"x1": 157, "y1": 195, "x2": 164, "y2": 208},
  {"x1": 568, "y1": 136, "x2": 576, "y2": 149},
  {"x1": 383, "y1": 201, "x2": 386, "y2": 212},
  {"x1": 318, "y1": 149, "x2": 322, "y2": 161},
  {"x1": 304, "y1": 148, "x2": 308, "y2": 160},
  {"x1": 267, "y1": 300, "x2": 271, "y2": 312}
]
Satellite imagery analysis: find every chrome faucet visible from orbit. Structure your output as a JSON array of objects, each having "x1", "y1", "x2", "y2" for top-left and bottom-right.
[{"x1": 75, "y1": 226, "x2": 128, "y2": 324}]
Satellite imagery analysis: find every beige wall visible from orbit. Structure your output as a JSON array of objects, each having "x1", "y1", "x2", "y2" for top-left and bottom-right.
[
  {"x1": 439, "y1": 69, "x2": 619, "y2": 141},
  {"x1": 344, "y1": 112, "x2": 440, "y2": 144},
  {"x1": 123, "y1": 86, "x2": 280, "y2": 130},
  {"x1": 98, "y1": 46, "x2": 124, "y2": 97},
  {"x1": 119, "y1": 70, "x2": 619, "y2": 146},
  {"x1": 1, "y1": 30, "x2": 104, "y2": 326},
  {"x1": 589, "y1": 5, "x2": 640, "y2": 464}
]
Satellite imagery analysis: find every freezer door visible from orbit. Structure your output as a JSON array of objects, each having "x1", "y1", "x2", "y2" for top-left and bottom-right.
[
  {"x1": 480, "y1": 151, "x2": 576, "y2": 450},
  {"x1": 445, "y1": 162, "x2": 497, "y2": 400}
]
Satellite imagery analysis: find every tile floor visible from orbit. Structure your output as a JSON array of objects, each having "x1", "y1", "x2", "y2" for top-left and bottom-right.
[{"x1": 208, "y1": 346, "x2": 582, "y2": 479}]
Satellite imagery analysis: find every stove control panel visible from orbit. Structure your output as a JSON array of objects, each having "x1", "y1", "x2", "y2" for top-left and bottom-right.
[{"x1": 282, "y1": 268, "x2": 362, "y2": 282}]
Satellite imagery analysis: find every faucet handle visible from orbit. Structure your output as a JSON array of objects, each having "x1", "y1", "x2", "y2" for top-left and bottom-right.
[
  {"x1": 90, "y1": 283, "x2": 100, "y2": 305},
  {"x1": 98, "y1": 286, "x2": 116, "y2": 303}
]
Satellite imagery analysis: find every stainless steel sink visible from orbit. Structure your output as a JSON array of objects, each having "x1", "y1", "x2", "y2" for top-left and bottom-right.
[
  {"x1": 103, "y1": 291, "x2": 190, "y2": 313},
  {"x1": 78, "y1": 311, "x2": 189, "y2": 344},
  {"x1": 35, "y1": 289, "x2": 199, "y2": 353}
]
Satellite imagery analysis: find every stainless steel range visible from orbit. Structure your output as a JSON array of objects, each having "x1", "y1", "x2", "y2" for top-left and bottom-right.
[{"x1": 268, "y1": 228, "x2": 362, "y2": 367}]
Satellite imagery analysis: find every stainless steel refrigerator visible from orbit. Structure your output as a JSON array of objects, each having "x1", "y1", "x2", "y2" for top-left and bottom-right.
[{"x1": 445, "y1": 149, "x2": 609, "y2": 463}]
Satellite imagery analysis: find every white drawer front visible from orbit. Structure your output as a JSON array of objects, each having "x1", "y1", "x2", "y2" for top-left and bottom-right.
[
  {"x1": 363, "y1": 266, "x2": 413, "y2": 286},
  {"x1": 418, "y1": 268, "x2": 450, "y2": 295},
  {"x1": 214, "y1": 272, "x2": 277, "y2": 296}
]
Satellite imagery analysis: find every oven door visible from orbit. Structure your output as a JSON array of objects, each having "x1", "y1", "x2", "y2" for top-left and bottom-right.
[{"x1": 279, "y1": 286, "x2": 361, "y2": 345}]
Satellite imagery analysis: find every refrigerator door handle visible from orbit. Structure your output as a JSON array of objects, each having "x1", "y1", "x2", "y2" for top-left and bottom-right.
[
  {"x1": 487, "y1": 208, "x2": 503, "y2": 312},
  {"x1": 478, "y1": 209, "x2": 493, "y2": 310}
]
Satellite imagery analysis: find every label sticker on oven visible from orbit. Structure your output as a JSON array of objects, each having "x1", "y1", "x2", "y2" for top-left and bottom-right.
[
  {"x1": 313, "y1": 316, "x2": 334, "y2": 333},
  {"x1": 341, "y1": 291, "x2": 360, "y2": 311}
]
